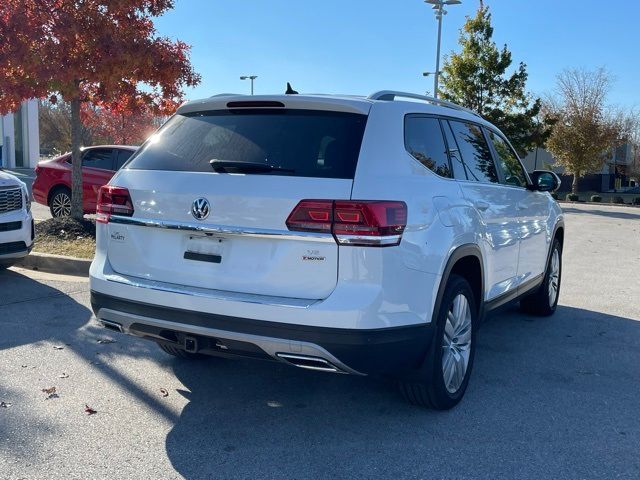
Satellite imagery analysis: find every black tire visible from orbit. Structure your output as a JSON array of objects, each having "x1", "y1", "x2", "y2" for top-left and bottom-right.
[
  {"x1": 49, "y1": 187, "x2": 72, "y2": 218},
  {"x1": 157, "y1": 342, "x2": 207, "y2": 360},
  {"x1": 398, "y1": 274, "x2": 478, "y2": 410},
  {"x1": 520, "y1": 238, "x2": 562, "y2": 316}
]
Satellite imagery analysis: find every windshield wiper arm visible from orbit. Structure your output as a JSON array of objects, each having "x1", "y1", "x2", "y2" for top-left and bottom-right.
[{"x1": 209, "y1": 159, "x2": 295, "y2": 174}]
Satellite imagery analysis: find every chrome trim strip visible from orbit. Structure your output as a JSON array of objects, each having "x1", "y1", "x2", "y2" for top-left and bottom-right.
[
  {"x1": 103, "y1": 270, "x2": 319, "y2": 309},
  {"x1": 335, "y1": 234, "x2": 401, "y2": 246},
  {"x1": 109, "y1": 215, "x2": 335, "y2": 242},
  {"x1": 97, "y1": 308, "x2": 364, "y2": 375},
  {"x1": 276, "y1": 353, "x2": 343, "y2": 373}
]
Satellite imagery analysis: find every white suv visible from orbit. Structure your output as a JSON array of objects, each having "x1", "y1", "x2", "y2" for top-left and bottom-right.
[
  {"x1": 0, "y1": 169, "x2": 34, "y2": 269},
  {"x1": 89, "y1": 91, "x2": 563, "y2": 409}
]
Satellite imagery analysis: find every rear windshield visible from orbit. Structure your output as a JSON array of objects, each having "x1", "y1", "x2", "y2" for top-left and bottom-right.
[{"x1": 126, "y1": 109, "x2": 368, "y2": 179}]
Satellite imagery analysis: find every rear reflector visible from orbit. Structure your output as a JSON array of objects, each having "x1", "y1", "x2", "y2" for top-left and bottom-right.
[
  {"x1": 96, "y1": 186, "x2": 134, "y2": 224},
  {"x1": 286, "y1": 200, "x2": 407, "y2": 247}
]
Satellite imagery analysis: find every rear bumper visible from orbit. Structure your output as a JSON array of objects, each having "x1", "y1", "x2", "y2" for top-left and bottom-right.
[
  {"x1": 90, "y1": 291, "x2": 433, "y2": 376},
  {"x1": 31, "y1": 180, "x2": 48, "y2": 206}
]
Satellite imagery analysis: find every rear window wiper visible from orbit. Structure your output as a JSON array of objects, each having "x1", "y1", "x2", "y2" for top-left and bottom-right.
[{"x1": 209, "y1": 159, "x2": 295, "y2": 174}]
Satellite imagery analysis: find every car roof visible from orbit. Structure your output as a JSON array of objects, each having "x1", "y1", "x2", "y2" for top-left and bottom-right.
[
  {"x1": 178, "y1": 94, "x2": 374, "y2": 115},
  {"x1": 176, "y1": 91, "x2": 493, "y2": 128}
]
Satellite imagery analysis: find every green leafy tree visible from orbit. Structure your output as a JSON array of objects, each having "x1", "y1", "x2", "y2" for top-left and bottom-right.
[{"x1": 439, "y1": 2, "x2": 552, "y2": 156}]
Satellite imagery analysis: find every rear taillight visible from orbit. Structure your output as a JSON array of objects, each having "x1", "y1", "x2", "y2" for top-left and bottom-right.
[
  {"x1": 285, "y1": 200, "x2": 333, "y2": 233},
  {"x1": 286, "y1": 200, "x2": 407, "y2": 247},
  {"x1": 96, "y1": 186, "x2": 134, "y2": 224}
]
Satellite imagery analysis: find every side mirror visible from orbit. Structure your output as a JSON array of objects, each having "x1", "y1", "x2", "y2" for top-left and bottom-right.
[{"x1": 529, "y1": 170, "x2": 560, "y2": 192}]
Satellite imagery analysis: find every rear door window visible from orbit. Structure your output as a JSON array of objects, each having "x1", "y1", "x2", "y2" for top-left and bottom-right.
[
  {"x1": 82, "y1": 149, "x2": 114, "y2": 171},
  {"x1": 448, "y1": 120, "x2": 499, "y2": 184},
  {"x1": 442, "y1": 120, "x2": 469, "y2": 180},
  {"x1": 404, "y1": 116, "x2": 452, "y2": 178},
  {"x1": 486, "y1": 130, "x2": 528, "y2": 188},
  {"x1": 127, "y1": 110, "x2": 368, "y2": 179}
]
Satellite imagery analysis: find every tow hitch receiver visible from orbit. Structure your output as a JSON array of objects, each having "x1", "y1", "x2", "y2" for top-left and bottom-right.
[{"x1": 184, "y1": 336, "x2": 198, "y2": 353}]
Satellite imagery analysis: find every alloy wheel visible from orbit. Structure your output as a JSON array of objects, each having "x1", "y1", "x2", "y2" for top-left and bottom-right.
[
  {"x1": 441, "y1": 293, "x2": 473, "y2": 394},
  {"x1": 548, "y1": 248, "x2": 560, "y2": 306},
  {"x1": 52, "y1": 192, "x2": 72, "y2": 217}
]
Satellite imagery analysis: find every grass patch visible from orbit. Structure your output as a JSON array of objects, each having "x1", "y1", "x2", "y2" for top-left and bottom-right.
[{"x1": 33, "y1": 217, "x2": 96, "y2": 259}]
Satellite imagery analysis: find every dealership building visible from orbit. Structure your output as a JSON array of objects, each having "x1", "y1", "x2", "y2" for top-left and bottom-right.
[{"x1": 0, "y1": 99, "x2": 40, "y2": 169}]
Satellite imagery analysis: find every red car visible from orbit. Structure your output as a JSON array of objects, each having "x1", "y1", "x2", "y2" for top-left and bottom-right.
[{"x1": 33, "y1": 145, "x2": 137, "y2": 217}]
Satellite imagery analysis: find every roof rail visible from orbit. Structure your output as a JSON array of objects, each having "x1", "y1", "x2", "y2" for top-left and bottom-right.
[{"x1": 367, "y1": 90, "x2": 481, "y2": 118}]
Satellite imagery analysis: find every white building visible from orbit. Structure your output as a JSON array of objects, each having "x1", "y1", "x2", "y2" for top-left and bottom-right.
[{"x1": 0, "y1": 99, "x2": 40, "y2": 169}]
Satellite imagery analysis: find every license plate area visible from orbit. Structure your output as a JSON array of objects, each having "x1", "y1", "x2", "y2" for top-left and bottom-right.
[{"x1": 184, "y1": 235, "x2": 225, "y2": 264}]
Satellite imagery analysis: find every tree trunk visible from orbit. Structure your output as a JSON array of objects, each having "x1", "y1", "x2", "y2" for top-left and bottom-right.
[
  {"x1": 572, "y1": 173, "x2": 579, "y2": 194},
  {"x1": 70, "y1": 97, "x2": 83, "y2": 220}
]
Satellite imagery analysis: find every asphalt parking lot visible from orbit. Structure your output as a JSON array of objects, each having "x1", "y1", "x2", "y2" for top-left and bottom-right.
[{"x1": 1, "y1": 203, "x2": 639, "y2": 480}]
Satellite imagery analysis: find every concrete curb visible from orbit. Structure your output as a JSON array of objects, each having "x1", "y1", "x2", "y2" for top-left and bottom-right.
[
  {"x1": 15, "y1": 252, "x2": 91, "y2": 276},
  {"x1": 558, "y1": 200, "x2": 640, "y2": 209}
]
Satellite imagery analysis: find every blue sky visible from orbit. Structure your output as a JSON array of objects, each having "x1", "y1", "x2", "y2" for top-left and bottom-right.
[{"x1": 155, "y1": 0, "x2": 639, "y2": 107}]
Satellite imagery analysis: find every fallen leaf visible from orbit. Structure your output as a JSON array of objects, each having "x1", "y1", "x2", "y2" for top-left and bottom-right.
[
  {"x1": 53, "y1": 346, "x2": 64, "y2": 350},
  {"x1": 97, "y1": 339, "x2": 116, "y2": 344},
  {"x1": 0, "y1": 402, "x2": 11, "y2": 408},
  {"x1": 160, "y1": 388, "x2": 169, "y2": 397},
  {"x1": 84, "y1": 404, "x2": 97, "y2": 415},
  {"x1": 42, "y1": 387, "x2": 56, "y2": 395},
  {"x1": 58, "y1": 373, "x2": 69, "y2": 379}
]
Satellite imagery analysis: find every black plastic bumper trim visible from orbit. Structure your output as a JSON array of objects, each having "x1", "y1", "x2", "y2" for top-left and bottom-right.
[
  {"x1": 90, "y1": 291, "x2": 433, "y2": 376},
  {"x1": 0, "y1": 221, "x2": 21, "y2": 232}
]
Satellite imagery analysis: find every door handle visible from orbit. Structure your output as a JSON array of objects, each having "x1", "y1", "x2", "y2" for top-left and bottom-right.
[{"x1": 474, "y1": 200, "x2": 490, "y2": 211}]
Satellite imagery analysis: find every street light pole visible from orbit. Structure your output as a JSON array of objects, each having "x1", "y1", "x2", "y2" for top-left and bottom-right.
[
  {"x1": 240, "y1": 75, "x2": 258, "y2": 95},
  {"x1": 424, "y1": 0, "x2": 461, "y2": 99},
  {"x1": 434, "y1": 7, "x2": 443, "y2": 98}
]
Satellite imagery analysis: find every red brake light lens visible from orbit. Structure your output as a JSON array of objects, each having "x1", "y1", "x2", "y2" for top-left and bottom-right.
[
  {"x1": 285, "y1": 200, "x2": 333, "y2": 233},
  {"x1": 96, "y1": 186, "x2": 134, "y2": 224},
  {"x1": 286, "y1": 200, "x2": 407, "y2": 246},
  {"x1": 333, "y1": 201, "x2": 407, "y2": 237}
]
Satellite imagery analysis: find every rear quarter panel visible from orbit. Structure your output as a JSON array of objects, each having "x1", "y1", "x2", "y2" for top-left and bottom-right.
[
  {"x1": 32, "y1": 159, "x2": 71, "y2": 205},
  {"x1": 350, "y1": 102, "x2": 479, "y2": 325}
]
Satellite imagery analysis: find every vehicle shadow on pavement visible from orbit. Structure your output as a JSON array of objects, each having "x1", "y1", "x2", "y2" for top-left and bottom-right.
[
  {"x1": 0, "y1": 269, "x2": 91, "y2": 351},
  {"x1": 561, "y1": 206, "x2": 640, "y2": 221},
  {"x1": 0, "y1": 268, "x2": 177, "y2": 463},
  {"x1": 164, "y1": 304, "x2": 640, "y2": 479}
]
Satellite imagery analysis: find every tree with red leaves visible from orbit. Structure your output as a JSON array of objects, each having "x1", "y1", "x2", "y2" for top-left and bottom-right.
[
  {"x1": 82, "y1": 103, "x2": 160, "y2": 146},
  {"x1": 0, "y1": 0, "x2": 200, "y2": 218}
]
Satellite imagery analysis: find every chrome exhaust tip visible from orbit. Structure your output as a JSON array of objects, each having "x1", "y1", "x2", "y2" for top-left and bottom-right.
[
  {"x1": 276, "y1": 353, "x2": 344, "y2": 374},
  {"x1": 100, "y1": 319, "x2": 123, "y2": 333}
]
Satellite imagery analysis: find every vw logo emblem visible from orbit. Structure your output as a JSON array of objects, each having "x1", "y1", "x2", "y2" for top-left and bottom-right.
[{"x1": 191, "y1": 198, "x2": 210, "y2": 221}]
